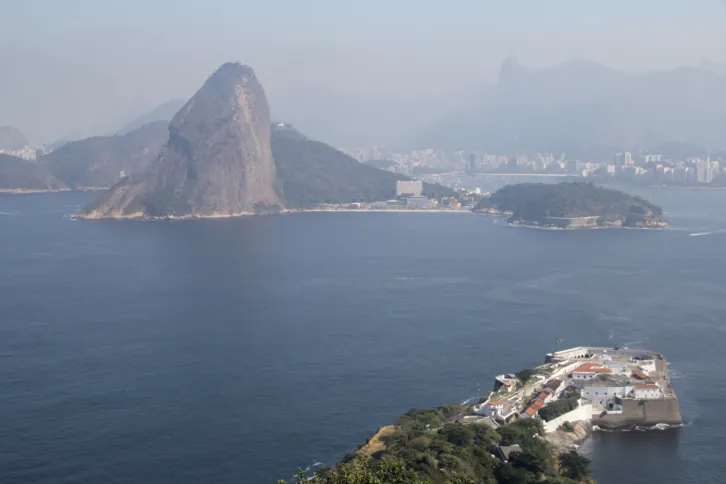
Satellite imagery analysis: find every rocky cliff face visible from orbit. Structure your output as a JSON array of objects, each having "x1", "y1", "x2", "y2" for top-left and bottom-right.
[{"x1": 79, "y1": 63, "x2": 282, "y2": 219}]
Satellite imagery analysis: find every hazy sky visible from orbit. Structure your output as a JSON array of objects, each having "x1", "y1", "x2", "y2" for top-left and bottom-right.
[{"x1": 1, "y1": 0, "x2": 725, "y2": 144}]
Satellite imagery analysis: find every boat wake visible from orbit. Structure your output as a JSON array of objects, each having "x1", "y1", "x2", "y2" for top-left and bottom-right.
[{"x1": 690, "y1": 229, "x2": 726, "y2": 237}]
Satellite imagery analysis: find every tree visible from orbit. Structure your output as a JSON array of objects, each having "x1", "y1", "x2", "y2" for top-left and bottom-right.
[
  {"x1": 508, "y1": 451, "x2": 547, "y2": 475},
  {"x1": 439, "y1": 423, "x2": 475, "y2": 446},
  {"x1": 515, "y1": 368, "x2": 537, "y2": 383},
  {"x1": 559, "y1": 451, "x2": 591, "y2": 481},
  {"x1": 538, "y1": 398, "x2": 579, "y2": 422},
  {"x1": 494, "y1": 464, "x2": 539, "y2": 484},
  {"x1": 290, "y1": 457, "x2": 427, "y2": 484}
]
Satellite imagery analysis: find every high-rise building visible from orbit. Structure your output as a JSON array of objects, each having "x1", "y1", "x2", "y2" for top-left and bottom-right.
[
  {"x1": 696, "y1": 159, "x2": 712, "y2": 183},
  {"x1": 624, "y1": 152, "x2": 633, "y2": 166},
  {"x1": 396, "y1": 180, "x2": 423, "y2": 197}
]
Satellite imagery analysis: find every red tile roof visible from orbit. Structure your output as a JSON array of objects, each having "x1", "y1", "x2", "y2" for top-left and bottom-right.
[
  {"x1": 573, "y1": 363, "x2": 612, "y2": 374},
  {"x1": 631, "y1": 370, "x2": 648, "y2": 380},
  {"x1": 634, "y1": 384, "x2": 658, "y2": 389},
  {"x1": 523, "y1": 399, "x2": 544, "y2": 416}
]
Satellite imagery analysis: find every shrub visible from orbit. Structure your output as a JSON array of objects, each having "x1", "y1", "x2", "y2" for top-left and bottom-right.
[{"x1": 538, "y1": 398, "x2": 579, "y2": 422}]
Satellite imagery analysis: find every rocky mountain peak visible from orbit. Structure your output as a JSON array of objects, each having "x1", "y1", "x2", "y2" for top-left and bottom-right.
[
  {"x1": 78, "y1": 62, "x2": 282, "y2": 219},
  {"x1": 498, "y1": 56, "x2": 528, "y2": 85}
]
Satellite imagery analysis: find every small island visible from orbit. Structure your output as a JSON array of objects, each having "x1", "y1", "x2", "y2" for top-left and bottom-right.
[{"x1": 474, "y1": 182, "x2": 668, "y2": 229}]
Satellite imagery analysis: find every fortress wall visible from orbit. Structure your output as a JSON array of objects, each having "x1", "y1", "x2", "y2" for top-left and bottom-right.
[
  {"x1": 592, "y1": 398, "x2": 681, "y2": 429},
  {"x1": 543, "y1": 404, "x2": 593, "y2": 433}
]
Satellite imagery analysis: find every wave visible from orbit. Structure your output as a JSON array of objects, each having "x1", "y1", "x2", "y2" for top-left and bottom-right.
[
  {"x1": 291, "y1": 461, "x2": 326, "y2": 481},
  {"x1": 594, "y1": 423, "x2": 680, "y2": 432},
  {"x1": 668, "y1": 369, "x2": 685, "y2": 380},
  {"x1": 690, "y1": 229, "x2": 726, "y2": 237},
  {"x1": 461, "y1": 396, "x2": 478, "y2": 405},
  {"x1": 0, "y1": 211, "x2": 17, "y2": 216}
]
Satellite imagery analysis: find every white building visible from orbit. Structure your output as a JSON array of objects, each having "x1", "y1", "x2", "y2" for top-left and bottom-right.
[
  {"x1": 633, "y1": 384, "x2": 661, "y2": 399},
  {"x1": 583, "y1": 383, "x2": 662, "y2": 408},
  {"x1": 572, "y1": 363, "x2": 613, "y2": 381},
  {"x1": 632, "y1": 359, "x2": 657, "y2": 374},
  {"x1": 581, "y1": 385, "x2": 631, "y2": 408},
  {"x1": 474, "y1": 400, "x2": 519, "y2": 421},
  {"x1": 396, "y1": 180, "x2": 423, "y2": 197},
  {"x1": 406, "y1": 196, "x2": 430, "y2": 209}
]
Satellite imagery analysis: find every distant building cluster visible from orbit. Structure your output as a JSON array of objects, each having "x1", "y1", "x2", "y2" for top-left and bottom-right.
[
  {"x1": 349, "y1": 146, "x2": 725, "y2": 187},
  {"x1": 0, "y1": 145, "x2": 45, "y2": 160},
  {"x1": 0, "y1": 142, "x2": 51, "y2": 161}
]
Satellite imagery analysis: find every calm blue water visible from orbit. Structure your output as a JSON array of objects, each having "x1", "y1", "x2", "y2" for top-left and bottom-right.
[{"x1": 1, "y1": 189, "x2": 725, "y2": 484}]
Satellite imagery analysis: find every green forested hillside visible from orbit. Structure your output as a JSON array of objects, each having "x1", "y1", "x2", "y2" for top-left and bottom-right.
[
  {"x1": 272, "y1": 127, "x2": 455, "y2": 208},
  {"x1": 475, "y1": 182, "x2": 664, "y2": 226},
  {"x1": 0, "y1": 154, "x2": 67, "y2": 191},
  {"x1": 42, "y1": 121, "x2": 168, "y2": 188},
  {"x1": 278, "y1": 405, "x2": 591, "y2": 484}
]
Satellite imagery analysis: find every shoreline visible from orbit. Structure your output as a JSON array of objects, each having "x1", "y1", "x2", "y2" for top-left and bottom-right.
[
  {"x1": 74, "y1": 208, "x2": 475, "y2": 221},
  {"x1": 0, "y1": 187, "x2": 107, "y2": 195},
  {"x1": 473, "y1": 210, "x2": 669, "y2": 231}
]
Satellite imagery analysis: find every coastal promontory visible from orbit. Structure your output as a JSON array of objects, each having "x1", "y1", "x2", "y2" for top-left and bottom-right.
[
  {"x1": 474, "y1": 182, "x2": 667, "y2": 229},
  {"x1": 78, "y1": 62, "x2": 283, "y2": 219}
]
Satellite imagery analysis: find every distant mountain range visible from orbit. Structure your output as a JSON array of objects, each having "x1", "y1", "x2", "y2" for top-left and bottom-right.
[
  {"x1": 0, "y1": 127, "x2": 29, "y2": 151},
  {"x1": 420, "y1": 58, "x2": 726, "y2": 158},
  {"x1": 115, "y1": 99, "x2": 186, "y2": 135}
]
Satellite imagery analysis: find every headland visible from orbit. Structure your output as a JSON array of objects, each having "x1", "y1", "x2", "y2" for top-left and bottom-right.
[{"x1": 295, "y1": 345, "x2": 679, "y2": 483}]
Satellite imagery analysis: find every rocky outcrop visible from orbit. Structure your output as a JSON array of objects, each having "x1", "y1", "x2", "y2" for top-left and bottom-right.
[
  {"x1": 78, "y1": 63, "x2": 282, "y2": 219},
  {"x1": 545, "y1": 420, "x2": 592, "y2": 455}
]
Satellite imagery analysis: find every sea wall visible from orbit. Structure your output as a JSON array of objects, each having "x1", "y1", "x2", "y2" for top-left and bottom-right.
[
  {"x1": 592, "y1": 397, "x2": 681, "y2": 429},
  {"x1": 543, "y1": 404, "x2": 593, "y2": 433}
]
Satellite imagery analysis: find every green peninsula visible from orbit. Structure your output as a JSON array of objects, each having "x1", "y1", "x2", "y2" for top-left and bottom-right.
[
  {"x1": 474, "y1": 182, "x2": 667, "y2": 229},
  {"x1": 279, "y1": 405, "x2": 592, "y2": 484}
]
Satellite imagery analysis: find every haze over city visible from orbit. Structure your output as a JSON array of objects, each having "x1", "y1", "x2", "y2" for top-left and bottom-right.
[
  {"x1": 4, "y1": 3, "x2": 726, "y2": 484},
  {"x1": 2, "y1": 0, "x2": 726, "y2": 146}
]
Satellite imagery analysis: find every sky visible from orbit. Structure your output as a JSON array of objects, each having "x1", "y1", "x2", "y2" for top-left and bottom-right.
[{"x1": 1, "y1": 0, "x2": 725, "y2": 145}]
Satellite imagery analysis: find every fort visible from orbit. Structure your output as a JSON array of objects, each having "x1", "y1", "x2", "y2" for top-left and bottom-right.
[{"x1": 468, "y1": 346, "x2": 681, "y2": 432}]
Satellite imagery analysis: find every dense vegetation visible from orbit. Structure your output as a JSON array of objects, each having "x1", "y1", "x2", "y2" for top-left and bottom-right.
[
  {"x1": 271, "y1": 127, "x2": 455, "y2": 208},
  {"x1": 42, "y1": 121, "x2": 168, "y2": 188},
  {"x1": 474, "y1": 182, "x2": 665, "y2": 226},
  {"x1": 538, "y1": 398, "x2": 580, "y2": 422},
  {"x1": 514, "y1": 369, "x2": 538, "y2": 383},
  {"x1": 0, "y1": 154, "x2": 68, "y2": 191},
  {"x1": 364, "y1": 159, "x2": 400, "y2": 171},
  {"x1": 280, "y1": 405, "x2": 592, "y2": 484}
]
